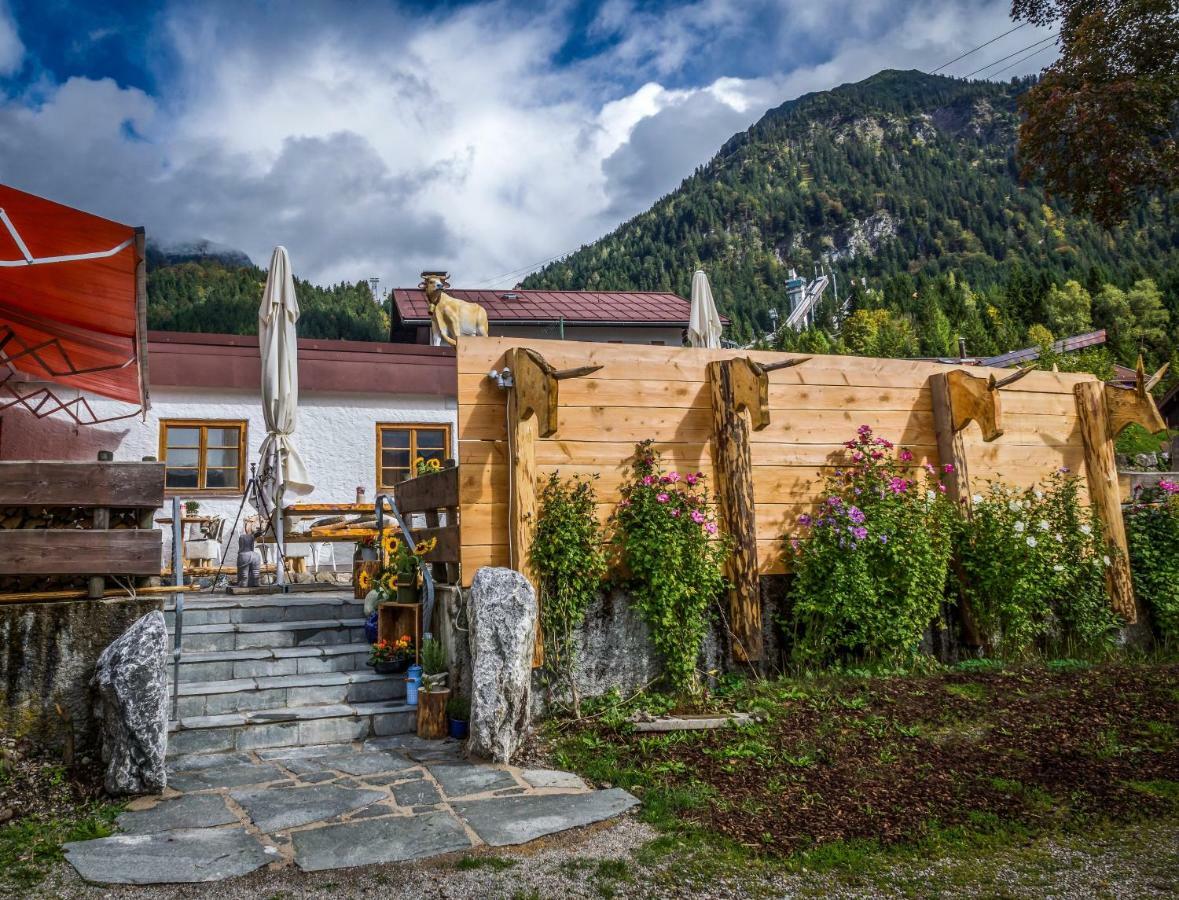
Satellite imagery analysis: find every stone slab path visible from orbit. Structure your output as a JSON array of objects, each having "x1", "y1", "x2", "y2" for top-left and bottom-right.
[{"x1": 64, "y1": 735, "x2": 638, "y2": 885}]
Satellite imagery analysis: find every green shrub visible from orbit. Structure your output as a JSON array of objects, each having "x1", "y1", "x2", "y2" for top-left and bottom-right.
[
  {"x1": 531, "y1": 473, "x2": 608, "y2": 715},
  {"x1": 1125, "y1": 483, "x2": 1179, "y2": 645},
  {"x1": 612, "y1": 440, "x2": 728, "y2": 696},
  {"x1": 446, "y1": 694, "x2": 471, "y2": 721},
  {"x1": 956, "y1": 472, "x2": 1117, "y2": 657},
  {"x1": 785, "y1": 426, "x2": 956, "y2": 666}
]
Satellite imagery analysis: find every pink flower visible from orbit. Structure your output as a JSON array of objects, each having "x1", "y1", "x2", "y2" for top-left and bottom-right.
[
  {"x1": 670, "y1": 508, "x2": 681, "y2": 517},
  {"x1": 656, "y1": 493, "x2": 669, "y2": 503},
  {"x1": 667, "y1": 472, "x2": 681, "y2": 483},
  {"x1": 659, "y1": 475, "x2": 670, "y2": 484},
  {"x1": 642, "y1": 475, "x2": 654, "y2": 486},
  {"x1": 704, "y1": 522, "x2": 718, "y2": 535},
  {"x1": 851, "y1": 526, "x2": 868, "y2": 541},
  {"x1": 852, "y1": 451, "x2": 865, "y2": 462},
  {"x1": 799, "y1": 513, "x2": 813, "y2": 526},
  {"x1": 619, "y1": 499, "x2": 631, "y2": 507},
  {"x1": 790, "y1": 538, "x2": 801, "y2": 551},
  {"x1": 1160, "y1": 479, "x2": 1179, "y2": 494},
  {"x1": 844, "y1": 440, "x2": 857, "y2": 449},
  {"x1": 857, "y1": 425, "x2": 872, "y2": 436},
  {"x1": 888, "y1": 477, "x2": 907, "y2": 494},
  {"x1": 942, "y1": 463, "x2": 955, "y2": 473},
  {"x1": 937, "y1": 483, "x2": 947, "y2": 493},
  {"x1": 870, "y1": 450, "x2": 884, "y2": 460},
  {"x1": 690, "y1": 510, "x2": 706, "y2": 524},
  {"x1": 924, "y1": 463, "x2": 935, "y2": 473},
  {"x1": 685, "y1": 473, "x2": 699, "y2": 486},
  {"x1": 827, "y1": 496, "x2": 842, "y2": 507},
  {"x1": 877, "y1": 438, "x2": 894, "y2": 449},
  {"x1": 899, "y1": 448, "x2": 914, "y2": 462}
]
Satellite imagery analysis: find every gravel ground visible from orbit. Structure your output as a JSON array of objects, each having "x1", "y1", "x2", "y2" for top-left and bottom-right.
[{"x1": 30, "y1": 815, "x2": 1179, "y2": 899}]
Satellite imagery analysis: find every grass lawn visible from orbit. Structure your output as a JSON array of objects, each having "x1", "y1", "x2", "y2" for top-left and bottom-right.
[{"x1": 546, "y1": 660, "x2": 1179, "y2": 893}]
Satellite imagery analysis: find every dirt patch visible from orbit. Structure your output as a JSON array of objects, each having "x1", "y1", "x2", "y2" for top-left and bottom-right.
[{"x1": 559, "y1": 663, "x2": 1179, "y2": 856}]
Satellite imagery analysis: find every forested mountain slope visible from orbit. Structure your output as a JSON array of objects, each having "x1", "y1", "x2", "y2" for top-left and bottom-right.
[
  {"x1": 146, "y1": 244, "x2": 388, "y2": 342},
  {"x1": 523, "y1": 70, "x2": 1179, "y2": 360}
]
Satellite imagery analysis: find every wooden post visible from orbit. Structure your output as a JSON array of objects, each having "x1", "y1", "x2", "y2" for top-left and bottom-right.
[
  {"x1": 929, "y1": 372, "x2": 983, "y2": 647},
  {"x1": 88, "y1": 450, "x2": 115, "y2": 599},
  {"x1": 708, "y1": 359, "x2": 763, "y2": 663},
  {"x1": 504, "y1": 347, "x2": 602, "y2": 668},
  {"x1": 417, "y1": 688, "x2": 449, "y2": 739},
  {"x1": 1075, "y1": 381, "x2": 1138, "y2": 622}
]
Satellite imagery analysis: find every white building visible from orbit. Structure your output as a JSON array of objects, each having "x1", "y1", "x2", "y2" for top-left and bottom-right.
[{"x1": 1, "y1": 332, "x2": 456, "y2": 568}]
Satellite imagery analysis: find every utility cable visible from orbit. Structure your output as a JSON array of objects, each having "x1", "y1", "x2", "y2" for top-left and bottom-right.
[
  {"x1": 964, "y1": 33, "x2": 1059, "y2": 78},
  {"x1": 928, "y1": 22, "x2": 1027, "y2": 74}
]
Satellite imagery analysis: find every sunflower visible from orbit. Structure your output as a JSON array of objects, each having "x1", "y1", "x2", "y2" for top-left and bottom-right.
[
  {"x1": 379, "y1": 570, "x2": 399, "y2": 594},
  {"x1": 356, "y1": 569, "x2": 373, "y2": 592},
  {"x1": 381, "y1": 531, "x2": 401, "y2": 557},
  {"x1": 413, "y1": 536, "x2": 438, "y2": 557}
]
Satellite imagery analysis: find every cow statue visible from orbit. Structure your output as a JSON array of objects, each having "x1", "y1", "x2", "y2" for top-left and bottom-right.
[{"x1": 420, "y1": 273, "x2": 489, "y2": 347}]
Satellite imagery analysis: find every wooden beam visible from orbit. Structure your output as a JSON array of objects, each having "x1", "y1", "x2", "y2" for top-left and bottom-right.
[
  {"x1": 0, "y1": 461, "x2": 165, "y2": 507},
  {"x1": 511, "y1": 346, "x2": 560, "y2": 438},
  {"x1": 507, "y1": 382, "x2": 542, "y2": 666},
  {"x1": 0, "y1": 584, "x2": 200, "y2": 604},
  {"x1": 1074, "y1": 381, "x2": 1138, "y2": 622},
  {"x1": 708, "y1": 358, "x2": 764, "y2": 663},
  {"x1": 0, "y1": 530, "x2": 162, "y2": 576}
]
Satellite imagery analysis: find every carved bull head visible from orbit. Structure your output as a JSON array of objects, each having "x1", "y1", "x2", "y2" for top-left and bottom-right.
[
  {"x1": 947, "y1": 366, "x2": 1033, "y2": 442},
  {"x1": 1105, "y1": 356, "x2": 1169, "y2": 436}
]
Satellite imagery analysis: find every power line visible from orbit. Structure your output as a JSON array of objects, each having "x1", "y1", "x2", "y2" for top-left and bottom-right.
[
  {"x1": 964, "y1": 32, "x2": 1059, "y2": 78},
  {"x1": 989, "y1": 41, "x2": 1059, "y2": 79},
  {"x1": 928, "y1": 22, "x2": 1027, "y2": 74},
  {"x1": 469, "y1": 245, "x2": 585, "y2": 288}
]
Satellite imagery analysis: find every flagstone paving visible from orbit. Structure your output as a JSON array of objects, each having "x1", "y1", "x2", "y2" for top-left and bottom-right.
[{"x1": 64, "y1": 737, "x2": 639, "y2": 885}]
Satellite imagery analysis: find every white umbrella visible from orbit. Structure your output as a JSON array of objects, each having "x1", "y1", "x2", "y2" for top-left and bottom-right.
[
  {"x1": 257, "y1": 246, "x2": 313, "y2": 583},
  {"x1": 688, "y1": 269, "x2": 723, "y2": 348}
]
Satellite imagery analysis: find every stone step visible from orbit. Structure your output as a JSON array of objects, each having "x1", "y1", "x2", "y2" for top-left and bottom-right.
[
  {"x1": 171, "y1": 643, "x2": 374, "y2": 683},
  {"x1": 164, "y1": 594, "x2": 365, "y2": 627},
  {"x1": 174, "y1": 670, "x2": 406, "y2": 718},
  {"x1": 167, "y1": 701, "x2": 416, "y2": 757},
  {"x1": 168, "y1": 619, "x2": 368, "y2": 652}
]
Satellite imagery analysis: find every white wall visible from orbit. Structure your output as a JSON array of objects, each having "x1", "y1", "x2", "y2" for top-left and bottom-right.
[{"x1": 0, "y1": 384, "x2": 457, "y2": 568}]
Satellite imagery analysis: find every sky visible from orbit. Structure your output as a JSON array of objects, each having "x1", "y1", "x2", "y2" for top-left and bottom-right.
[{"x1": 0, "y1": 0, "x2": 1058, "y2": 290}]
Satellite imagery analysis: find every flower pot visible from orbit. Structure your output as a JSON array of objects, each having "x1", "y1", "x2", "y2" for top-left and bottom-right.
[
  {"x1": 396, "y1": 583, "x2": 419, "y2": 604},
  {"x1": 448, "y1": 717, "x2": 469, "y2": 740},
  {"x1": 370, "y1": 656, "x2": 410, "y2": 675},
  {"x1": 363, "y1": 611, "x2": 379, "y2": 644},
  {"x1": 359, "y1": 547, "x2": 378, "y2": 562}
]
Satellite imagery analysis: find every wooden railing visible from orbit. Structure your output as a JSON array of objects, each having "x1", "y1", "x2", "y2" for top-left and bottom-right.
[{"x1": 0, "y1": 457, "x2": 164, "y2": 597}]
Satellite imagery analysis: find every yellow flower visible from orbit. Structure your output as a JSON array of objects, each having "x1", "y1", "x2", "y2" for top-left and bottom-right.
[
  {"x1": 357, "y1": 569, "x2": 372, "y2": 591},
  {"x1": 426, "y1": 458, "x2": 441, "y2": 472},
  {"x1": 413, "y1": 536, "x2": 438, "y2": 557},
  {"x1": 381, "y1": 531, "x2": 401, "y2": 557},
  {"x1": 379, "y1": 570, "x2": 398, "y2": 594}
]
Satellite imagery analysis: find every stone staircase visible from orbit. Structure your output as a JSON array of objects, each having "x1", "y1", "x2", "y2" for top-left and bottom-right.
[{"x1": 165, "y1": 592, "x2": 414, "y2": 757}]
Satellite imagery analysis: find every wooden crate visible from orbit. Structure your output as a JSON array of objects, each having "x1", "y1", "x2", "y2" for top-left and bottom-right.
[
  {"x1": 394, "y1": 466, "x2": 460, "y2": 584},
  {"x1": 377, "y1": 602, "x2": 422, "y2": 662}
]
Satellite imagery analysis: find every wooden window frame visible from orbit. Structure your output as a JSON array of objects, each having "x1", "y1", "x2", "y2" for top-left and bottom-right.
[
  {"x1": 159, "y1": 419, "x2": 248, "y2": 496},
  {"x1": 375, "y1": 422, "x2": 452, "y2": 492}
]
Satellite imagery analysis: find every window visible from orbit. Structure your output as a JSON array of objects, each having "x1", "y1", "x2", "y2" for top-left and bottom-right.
[
  {"x1": 160, "y1": 420, "x2": 247, "y2": 493},
  {"x1": 376, "y1": 423, "x2": 451, "y2": 490}
]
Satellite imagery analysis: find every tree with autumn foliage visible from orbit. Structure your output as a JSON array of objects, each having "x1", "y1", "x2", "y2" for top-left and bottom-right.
[{"x1": 1013, "y1": 0, "x2": 1179, "y2": 225}]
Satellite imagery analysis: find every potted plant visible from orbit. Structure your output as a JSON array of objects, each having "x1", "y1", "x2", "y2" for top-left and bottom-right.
[
  {"x1": 368, "y1": 635, "x2": 414, "y2": 675},
  {"x1": 357, "y1": 533, "x2": 379, "y2": 562},
  {"x1": 416, "y1": 637, "x2": 450, "y2": 739},
  {"x1": 447, "y1": 694, "x2": 470, "y2": 740},
  {"x1": 184, "y1": 500, "x2": 201, "y2": 515},
  {"x1": 383, "y1": 533, "x2": 438, "y2": 604}
]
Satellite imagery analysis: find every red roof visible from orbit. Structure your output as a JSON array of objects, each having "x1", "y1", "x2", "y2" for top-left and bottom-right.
[
  {"x1": 392, "y1": 287, "x2": 724, "y2": 326},
  {"x1": 0, "y1": 183, "x2": 146, "y2": 406}
]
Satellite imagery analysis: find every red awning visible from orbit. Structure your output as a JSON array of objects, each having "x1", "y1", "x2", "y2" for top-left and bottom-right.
[{"x1": 0, "y1": 183, "x2": 148, "y2": 413}]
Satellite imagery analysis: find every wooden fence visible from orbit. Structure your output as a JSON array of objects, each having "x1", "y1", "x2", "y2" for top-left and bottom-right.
[{"x1": 455, "y1": 337, "x2": 1164, "y2": 660}]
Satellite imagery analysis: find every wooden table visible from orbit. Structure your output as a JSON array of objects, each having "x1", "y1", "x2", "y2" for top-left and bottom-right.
[{"x1": 154, "y1": 516, "x2": 215, "y2": 526}]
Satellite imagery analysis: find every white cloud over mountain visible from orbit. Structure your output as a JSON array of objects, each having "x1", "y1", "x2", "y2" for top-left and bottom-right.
[{"x1": 0, "y1": 0, "x2": 1054, "y2": 290}]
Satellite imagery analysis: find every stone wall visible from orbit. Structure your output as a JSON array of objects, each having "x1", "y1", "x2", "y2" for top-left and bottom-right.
[{"x1": 0, "y1": 596, "x2": 162, "y2": 755}]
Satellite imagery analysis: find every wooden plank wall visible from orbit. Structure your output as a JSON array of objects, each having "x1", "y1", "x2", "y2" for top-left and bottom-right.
[{"x1": 456, "y1": 337, "x2": 1096, "y2": 585}]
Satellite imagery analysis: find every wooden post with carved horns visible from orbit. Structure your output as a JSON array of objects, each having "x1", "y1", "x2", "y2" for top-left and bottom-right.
[
  {"x1": 1074, "y1": 357, "x2": 1169, "y2": 623},
  {"x1": 708, "y1": 355, "x2": 809, "y2": 664},
  {"x1": 504, "y1": 347, "x2": 602, "y2": 666}
]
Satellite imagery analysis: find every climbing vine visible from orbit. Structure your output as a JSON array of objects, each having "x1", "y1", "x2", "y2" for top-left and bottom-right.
[
  {"x1": 1126, "y1": 481, "x2": 1179, "y2": 646},
  {"x1": 612, "y1": 441, "x2": 728, "y2": 696},
  {"x1": 531, "y1": 473, "x2": 608, "y2": 715}
]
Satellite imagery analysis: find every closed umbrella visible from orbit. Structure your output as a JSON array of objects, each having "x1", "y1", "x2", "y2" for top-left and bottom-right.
[
  {"x1": 688, "y1": 269, "x2": 723, "y2": 348},
  {"x1": 257, "y1": 246, "x2": 313, "y2": 584}
]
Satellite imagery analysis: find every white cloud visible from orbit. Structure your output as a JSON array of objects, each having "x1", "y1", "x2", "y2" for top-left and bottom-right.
[
  {"x1": 0, "y1": 0, "x2": 1058, "y2": 291},
  {"x1": 0, "y1": 0, "x2": 23, "y2": 75}
]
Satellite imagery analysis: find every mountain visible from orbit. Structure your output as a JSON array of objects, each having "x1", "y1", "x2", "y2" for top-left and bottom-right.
[
  {"x1": 146, "y1": 247, "x2": 390, "y2": 342},
  {"x1": 522, "y1": 70, "x2": 1179, "y2": 359}
]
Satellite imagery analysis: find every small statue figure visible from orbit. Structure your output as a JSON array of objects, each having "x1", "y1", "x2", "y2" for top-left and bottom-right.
[{"x1": 236, "y1": 517, "x2": 263, "y2": 587}]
